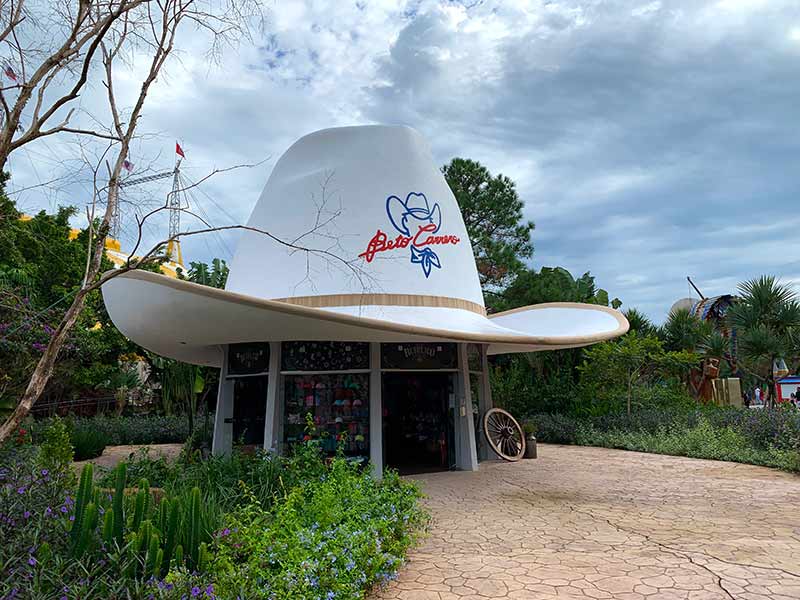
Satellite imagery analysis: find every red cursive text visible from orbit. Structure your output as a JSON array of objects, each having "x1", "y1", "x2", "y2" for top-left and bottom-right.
[{"x1": 359, "y1": 225, "x2": 460, "y2": 263}]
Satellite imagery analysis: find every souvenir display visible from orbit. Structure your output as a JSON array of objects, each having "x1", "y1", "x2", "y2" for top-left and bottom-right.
[
  {"x1": 283, "y1": 373, "x2": 369, "y2": 457},
  {"x1": 281, "y1": 341, "x2": 369, "y2": 372},
  {"x1": 228, "y1": 342, "x2": 270, "y2": 376},
  {"x1": 380, "y1": 343, "x2": 457, "y2": 370}
]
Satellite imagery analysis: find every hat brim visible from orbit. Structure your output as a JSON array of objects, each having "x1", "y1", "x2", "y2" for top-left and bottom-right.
[{"x1": 101, "y1": 270, "x2": 629, "y2": 366}]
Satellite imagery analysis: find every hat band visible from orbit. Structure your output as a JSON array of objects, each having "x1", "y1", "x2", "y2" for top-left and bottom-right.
[{"x1": 271, "y1": 293, "x2": 486, "y2": 316}]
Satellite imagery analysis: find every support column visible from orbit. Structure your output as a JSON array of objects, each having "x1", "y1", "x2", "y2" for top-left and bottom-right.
[
  {"x1": 263, "y1": 341, "x2": 281, "y2": 452},
  {"x1": 369, "y1": 342, "x2": 383, "y2": 479},
  {"x1": 212, "y1": 345, "x2": 235, "y2": 456},
  {"x1": 456, "y1": 343, "x2": 478, "y2": 471},
  {"x1": 477, "y1": 344, "x2": 493, "y2": 461}
]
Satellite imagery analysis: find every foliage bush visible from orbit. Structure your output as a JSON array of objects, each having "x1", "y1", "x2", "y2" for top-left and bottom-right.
[
  {"x1": 2, "y1": 431, "x2": 427, "y2": 599},
  {"x1": 207, "y1": 444, "x2": 427, "y2": 599},
  {"x1": 490, "y1": 356, "x2": 579, "y2": 417},
  {"x1": 32, "y1": 414, "x2": 193, "y2": 449},
  {"x1": 78, "y1": 414, "x2": 192, "y2": 445},
  {"x1": 526, "y1": 406, "x2": 800, "y2": 472},
  {"x1": 96, "y1": 446, "x2": 286, "y2": 534},
  {"x1": 35, "y1": 416, "x2": 74, "y2": 477},
  {"x1": 70, "y1": 426, "x2": 108, "y2": 461}
]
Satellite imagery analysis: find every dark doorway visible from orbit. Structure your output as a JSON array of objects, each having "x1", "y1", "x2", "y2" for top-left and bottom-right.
[
  {"x1": 232, "y1": 376, "x2": 267, "y2": 446},
  {"x1": 382, "y1": 372, "x2": 454, "y2": 474}
]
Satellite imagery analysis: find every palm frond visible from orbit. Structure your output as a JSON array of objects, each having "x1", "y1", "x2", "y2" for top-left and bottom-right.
[
  {"x1": 699, "y1": 330, "x2": 728, "y2": 359},
  {"x1": 622, "y1": 307, "x2": 656, "y2": 337},
  {"x1": 661, "y1": 307, "x2": 713, "y2": 352}
]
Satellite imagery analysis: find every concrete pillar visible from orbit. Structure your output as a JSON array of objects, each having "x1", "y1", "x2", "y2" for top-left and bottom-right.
[
  {"x1": 369, "y1": 342, "x2": 383, "y2": 479},
  {"x1": 263, "y1": 341, "x2": 281, "y2": 452},
  {"x1": 477, "y1": 344, "x2": 493, "y2": 461},
  {"x1": 455, "y1": 343, "x2": 478, "y2": 471},
  {"x1": 211, "y1": 345, "x2": 235, "y2": 456}
]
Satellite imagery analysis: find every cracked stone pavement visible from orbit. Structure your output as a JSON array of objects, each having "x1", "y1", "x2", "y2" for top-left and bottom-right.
[{"x1": 373, "y1": 444, "x2": 800, "y2": 600}]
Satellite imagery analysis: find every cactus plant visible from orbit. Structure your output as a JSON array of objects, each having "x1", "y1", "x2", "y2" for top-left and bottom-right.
[
  {"x1": 70, "y1": 463, "x2": 94, "y2": 549},
  {"x1": 136, "y1": 519, "x2": 152, "y2": 555},
  {"x1": 160, "y1": 498, "x2": 181, "y2": 576},
  {"x1": 132, "y1": 488, "x2": 145, "y2": 532},
  {"x1": 102, "y1": 508, "x2": 115, "y2": 546},
  {"x1": 73, "y1": 502, "x2": 98, "y2": 558},
  {"x1": 197, "y1": 542, "x2": 210, "y2": 572},
  {"x1": 112, "y1": 463, "x2": 127, "y2": 547},
  {"x1": 174, "y1": 544, "x2": 184, "y2": 566},
  {"x1": 59, "y1": 462, "x2": 211, "y2": 579},
  {"x1": 153, "y1": 548, "x2": 164, "y2": 578},
  {"x1": 186, "y1": 487, "x2": 202, "y2": 570},
  {"x1": 145, "y1": 532, "x2": 161, "y2": 577}
]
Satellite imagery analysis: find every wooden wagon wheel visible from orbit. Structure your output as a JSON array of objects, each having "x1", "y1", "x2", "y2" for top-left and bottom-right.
[{"x1": 482, "y1": 408, "x2": 526, "y2": 461}]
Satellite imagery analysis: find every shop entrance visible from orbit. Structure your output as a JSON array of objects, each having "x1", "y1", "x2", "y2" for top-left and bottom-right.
[
  {"x1": 231, "y1": 376, "x2": 267, "y2": 446},
  {"x1": 382, "y1": 372, "x2": 454, "y2": 473}
]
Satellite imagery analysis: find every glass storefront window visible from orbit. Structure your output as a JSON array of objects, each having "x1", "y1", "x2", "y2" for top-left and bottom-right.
[
  {"x1": 232, "y1": 376, "x2": 267, "y2": 446},
  {"x1": 281, "y1": 342, "x2": 369, "y2": 371},
  {"x1": 283, "y1": 373, "x2": 369, "y2": 458}
]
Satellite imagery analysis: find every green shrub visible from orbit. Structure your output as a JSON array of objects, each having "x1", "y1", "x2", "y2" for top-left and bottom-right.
[
  {"x1": 71, "y1": 426, "x2": 107, "y2": 460},
  {"x1": 32, "y1": 414, "x2": 197, "y2": 450},
  {"x1": 206, "y1": 446, "x2": 427, "y2": 599},
  {"x1": 75, "y1": 414, "x2": 192, "y2": 445},
  {"x1": 491, "y1": 357, "x2": 578, "y2": 417},
  {"x1": 527, "y1": 407, "x2": 800, "y2": 473},
  {"x1": 525, "y1": 413, "x2": 580, "y2": 444},
  {"x1": 2, "y1": 439, "x2": 427, "y2": 600},
  {"x1": 36, "y1": 416, "x2": 74, "y2": 478}
]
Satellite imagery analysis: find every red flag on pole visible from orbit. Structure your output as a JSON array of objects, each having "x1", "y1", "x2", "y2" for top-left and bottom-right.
[
  {"x1": 4, "y1": 64, "x2": 18, "y2": 82},
  {"x1": 175, "y1": 142, "x2": 185, "y2": 158}
]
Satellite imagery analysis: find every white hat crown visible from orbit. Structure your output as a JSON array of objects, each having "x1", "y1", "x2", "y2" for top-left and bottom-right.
[{"x1": 225, "y1": 125, "x2": 484, "y2": 309}]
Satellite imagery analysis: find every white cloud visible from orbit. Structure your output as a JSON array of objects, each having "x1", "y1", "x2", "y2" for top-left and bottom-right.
[{"x1": 7, "y1": 0, "x2": 800, "y2": 322}]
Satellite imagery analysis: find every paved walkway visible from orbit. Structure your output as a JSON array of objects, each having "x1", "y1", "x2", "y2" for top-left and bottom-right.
[
  {"x1": 74, "y1": 443, "x2": 183, "y2": 470},
  {"x1": 375, "y1": 444, "x2": 800, "y2": 600}
]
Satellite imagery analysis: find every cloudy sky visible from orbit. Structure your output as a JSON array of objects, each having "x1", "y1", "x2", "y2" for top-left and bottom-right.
[{"x1": 7, "y1": 0, "x2": 800, "y2": 321}]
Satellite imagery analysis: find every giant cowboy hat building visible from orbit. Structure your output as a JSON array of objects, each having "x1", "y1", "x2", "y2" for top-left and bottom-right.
[{"x1": 102, "y1": 125, "x2": 628, "y2": 474}]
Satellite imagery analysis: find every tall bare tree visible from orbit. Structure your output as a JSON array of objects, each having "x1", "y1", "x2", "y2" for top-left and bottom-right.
[
  {"x1": 0, "y1": 0, "x2": 271, "y2": 441},
  {"x1": 0, "y1": 0, "x2": 152, "y2": 171}
]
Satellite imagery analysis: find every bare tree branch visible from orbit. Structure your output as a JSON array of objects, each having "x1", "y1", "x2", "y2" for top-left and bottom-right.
[{"x1": 0, "y1": 0, "x2": 147, "y2": 170}]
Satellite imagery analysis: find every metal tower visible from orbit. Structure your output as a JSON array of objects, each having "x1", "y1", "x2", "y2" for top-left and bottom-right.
[
  {"x1": 166, "y1": 158, "x2": 183, "y2": 264},
  {"x1": 115, "y1": 158, "x2": 184, "y2": 265}
]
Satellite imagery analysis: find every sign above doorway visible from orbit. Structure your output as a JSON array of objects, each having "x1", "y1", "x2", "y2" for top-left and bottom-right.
[{"x1": 380, "y1": 342, "x2": 457, "y2": 370}]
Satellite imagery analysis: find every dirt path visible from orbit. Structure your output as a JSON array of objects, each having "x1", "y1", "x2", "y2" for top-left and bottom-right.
[{"x1": 73, "y1": 443, "x2": 183, "y2": 471}]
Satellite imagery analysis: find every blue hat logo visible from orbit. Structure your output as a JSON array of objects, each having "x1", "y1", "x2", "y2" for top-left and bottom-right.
[
  {"x1": 386, "y1": 192, "x2": 441, "y2": 237},
  {"x1": 386, "y1": 192, "x2": 442, "y2": 278}
]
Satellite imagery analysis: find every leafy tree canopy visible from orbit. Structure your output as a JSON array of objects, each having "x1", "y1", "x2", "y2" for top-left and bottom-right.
[
  {"x1": 578, "y1": 332, "x2": 696, "y2": 416},
  {"x1": 623, "y1": 308, "x2": 657, "y2": 337},
  {"x1": 492, "y1": 266, "x2": 621, "y2": 313},
  {"x1": 727, "y1": 276, "x2": 800, "y2": 396},
  {"x1": 443, "y1": 158, "x2": 534, "y2": 290},
  {"x1": 180, "y1": 258, "x2": 229, "y2": 289},
  {"x1": 660, "y1": 307, "x2": 713, "y2": 353},
  {"x1": 0, "y1": 182, "x2": 87, "y2": 308},
  {"x1": 0, "y1": 180, "x2": 136, "y2": 405}
]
